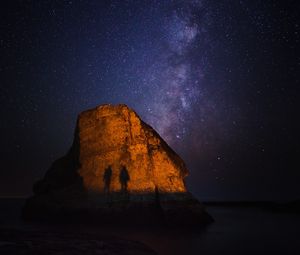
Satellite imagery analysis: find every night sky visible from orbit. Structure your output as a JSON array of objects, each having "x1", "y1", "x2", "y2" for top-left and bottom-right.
[{"x1": 1, "y1": 0, "x2": 299, "y2": 200}]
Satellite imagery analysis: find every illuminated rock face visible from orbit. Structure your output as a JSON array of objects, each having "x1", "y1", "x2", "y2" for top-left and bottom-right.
[
  {"x1": 23, "y1": 104, "x2": 212, "y2": 226},
  {"x1": 77, "y1": 104, "x2": 187, "y2": 194}
]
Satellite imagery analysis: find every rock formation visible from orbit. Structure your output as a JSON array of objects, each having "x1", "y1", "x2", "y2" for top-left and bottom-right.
[{"x1": 23, "y1": 104, "x2": 212, "y2": 226}]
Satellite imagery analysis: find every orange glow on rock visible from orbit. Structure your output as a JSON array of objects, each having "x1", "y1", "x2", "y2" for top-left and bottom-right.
[{"x1": 77, "y1": 104, "x2": 188, "y2": 194}]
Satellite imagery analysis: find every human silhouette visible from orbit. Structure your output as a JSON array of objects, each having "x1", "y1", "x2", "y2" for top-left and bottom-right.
[
  {"x1": 103, "y1": 165, "x2": 112, "y2": 194},
  {"x1": 119, "y1": 166, "x2": 130, "y2": 193}
]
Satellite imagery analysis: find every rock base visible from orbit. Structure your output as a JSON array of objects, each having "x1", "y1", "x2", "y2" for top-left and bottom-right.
[{"x1": 22, "y1": 192, "x2": 213, "y2": 227}]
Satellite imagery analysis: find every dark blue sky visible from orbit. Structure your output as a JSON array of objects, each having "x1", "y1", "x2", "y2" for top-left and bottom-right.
[{"x1": 0, "y1": 0, "x2": 299, "y2": 200}]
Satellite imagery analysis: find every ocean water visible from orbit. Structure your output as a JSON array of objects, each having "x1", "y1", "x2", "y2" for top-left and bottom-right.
[{"x1": 0, "y1": 198, "x2": 300, "y2": 255}]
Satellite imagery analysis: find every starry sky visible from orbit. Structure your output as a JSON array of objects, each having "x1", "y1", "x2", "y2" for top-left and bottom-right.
[{"x1": 0, "y1": 0, "x2": 299, "y2": 200}]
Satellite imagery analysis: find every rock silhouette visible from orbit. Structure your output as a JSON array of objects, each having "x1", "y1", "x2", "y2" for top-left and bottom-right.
[{"x1": 23, "y1": 104, "x2": 212, "y2": 226}]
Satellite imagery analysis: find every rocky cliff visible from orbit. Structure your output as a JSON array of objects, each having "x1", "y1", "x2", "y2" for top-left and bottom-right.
[{"x1": 23, "y1": 104, "x2": 212, "y2": 226}]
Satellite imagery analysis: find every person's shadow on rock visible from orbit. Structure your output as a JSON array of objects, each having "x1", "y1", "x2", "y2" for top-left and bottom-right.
[
  {"x1": 119, "y1": 166, "x2": 130, "y2": 193},
  {"x1": 103, "y1": 166, "x2": 112, "y2": 194}
]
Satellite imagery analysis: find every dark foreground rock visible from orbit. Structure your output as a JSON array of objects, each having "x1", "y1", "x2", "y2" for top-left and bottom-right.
[
  {"x1": 0, "y1": 228, "x2": 156, "y2": 255},
  {"x1": 23, "y1": 104, "x2": 213, "y2": 227},
  {"x1": 23, "y1": 192, "x2": 213, "y2": 227}
]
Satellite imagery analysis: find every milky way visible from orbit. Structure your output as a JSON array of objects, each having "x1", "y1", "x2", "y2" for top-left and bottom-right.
[
  {"x1": 124, "y1": 0, "x2": 224, "y2": 157},
  {"x1": 144, "y1": 1, "x2": 203, "y2": 143}
]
